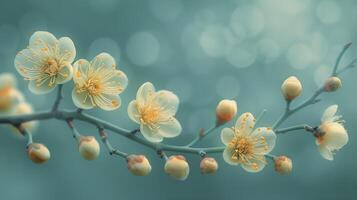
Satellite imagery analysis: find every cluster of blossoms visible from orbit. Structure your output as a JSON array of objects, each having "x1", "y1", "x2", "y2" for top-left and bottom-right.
[
  {"x1": 0, "y1": 73, "x2": 38, "y2": 133},
  {"x1": 0, "y1": 31, "x2": 351, "y2": 180}
]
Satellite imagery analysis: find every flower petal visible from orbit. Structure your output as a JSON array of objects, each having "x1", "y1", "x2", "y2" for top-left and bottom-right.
[
  {"x1": 29, "y1": 31, "x2": 57, "y2": 53},
  {"x1": 73, "y1": 59, "x2": 90, "y2": 83},
  {"x1": 251, "y1": 127, "x2": 276, "y2": 154},
  {"x1": 14, "y1": 49, "x2": 44, "y2": 79},
  {"x1": 93, "y1": 94, "x2": 121, "y2": 111},
  {"x1": 28, "y1": 79, "x2": 56, "y2": 94},
  {"x1": 56, "y1": 64, "x2": 73, "y2": 84},
  {"x1": 321, "y1": 105, "x2": 338, "y2": 123},
  {"x1": 152, "y1": 90, "x2": 179, "y2": 116},
  {"x1": 102, "y1": 70, "x2": 128, "y2": 95},
  {"x1": 140, "y1": 124, "x2": 163, "y2": 143},
  {"x1": 222, "y1": 148, "x2": 239, "y2": 165},
  {"x1": 157, "y1": 117, "x2": 182, "y2": 138},
  {"x1": 318, "y1": 122, "x2": 348, "y2": 149},
  {"x1": 127, "y1": 100, "x2": 140, "y2": 124},
  {"x1": 235, "y1": 112, "x2": 255, "y2": 135},
  {"x1": 58, "y1": 37, "x2": 76, "y2": 63},
  {"x1": 72, "y1": 89, "x2": 94, "y2": 110},
  {"x1": 220, "y1": 128, "x2": 235, "y2": 145},
  {"x1": 91, "y1": 52, "x2": 116, "y2": 69},
  {"x1": 136, "y1": 82, "x2": 156, "y2": 104},
  {"x1": 319, "y1": 146, "x2": 334, "y2": 161},
  {"x1": 241, "y1": 155, "x2": 267, "y2": 173}
]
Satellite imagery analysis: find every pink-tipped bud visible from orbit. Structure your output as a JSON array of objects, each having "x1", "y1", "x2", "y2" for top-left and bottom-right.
[
  {"x1": 216, "y1": 99, "x2": 237, "y2": 124},
  {"x1": 324, "y1": 76, "x2": 341, "y2": 92},
  {"x1": 27, "y1": 143, "x2": 51, "y2": 164},
  {"x1": 127, "y1": 154, "x2": 152, "y2": 176},
  {"x1": 164, "y1": 155, "x2": 190, "y2": 180},
  {"x1": 281, "y1": 76, "x2": 302, "y2": 101},
  {"x1": 274, "y1": 156, "x2": 293, "y2": 175},
  {"x1": 200, "y1": 157, "x2": 218, "y2": 174},
  {"x1": 78, "y1": 136, "x2": 100, "y2": 160}
]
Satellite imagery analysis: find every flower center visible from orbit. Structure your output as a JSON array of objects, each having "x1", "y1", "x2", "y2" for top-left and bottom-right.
[
  {"x1": 139, "y1": 104, "x2": 161, "y2": 125},
  {"x1": 43, "y1": 59, "x2": 59, "y2": 77},
  {"x1": 84, "y1": 79, "x2": 102, "y2": 95},
  {"x1": 228, "y1": 135, "x2": 253, "y2": 162}
]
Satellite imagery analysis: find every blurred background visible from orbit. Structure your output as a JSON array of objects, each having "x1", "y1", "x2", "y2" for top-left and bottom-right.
[{"x1": 0, "y1": 0, "x2": 356, "y2": 199}]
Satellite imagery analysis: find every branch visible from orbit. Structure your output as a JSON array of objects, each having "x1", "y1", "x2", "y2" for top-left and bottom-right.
[
  {"x1": 333, "y1": 42, "x2": 352, "y2": 75},
  {"x1": 98, "y1": 128, "x2": 128, "y2": 158},
  {"x1": 186, "y1": 125, "x2": 219, "y2": 147},
  {"x1": 51, "y1": 84, "x2": 64, "y2": 112},
  {"x1": 273, "y1": 43, "x2": 353, "y2": 129},
  {"x1": 275, "y1": 124, "x2": 314, "y2": 134},
  {"x1": 0, "y1": 110, "x2": 226, "y2": 155}
]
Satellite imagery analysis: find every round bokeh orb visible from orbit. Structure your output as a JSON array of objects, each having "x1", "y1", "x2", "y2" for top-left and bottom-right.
[{"x1": 126, "y1": 31, "x2": 160, "y2": 67}]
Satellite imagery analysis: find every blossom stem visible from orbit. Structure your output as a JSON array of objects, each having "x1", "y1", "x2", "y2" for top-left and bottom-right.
[
  {"x1": 51, "y1": 84, "x2": 64, "y2": 112},
  {"x1": 98, "y1": 128, "x2": 128, "y2": 158},
  {"x1": 336, "y1": 57, "x2": 357, "y2": 76},
  {"x1": 66, "y1": 120, "x2": 81, "y2": 142},
  {"x1": 185, "y1": 125, "x2": 219, "y2": 147},
  {"x1": 332, "y1": 42, "x2": 352, "y2": 76},
  {"x1": 275, "y1": 124, "x2": 314, "y2": 134}
]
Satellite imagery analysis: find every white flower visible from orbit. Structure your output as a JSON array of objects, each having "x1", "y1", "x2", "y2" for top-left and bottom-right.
[
  {"x1": 316, "y1": 105, "x2": 348, "y2": 160},
  {"x1": 72, "y1": 53, "x2": 128, "y2": 111},
  {"x1": 220, "y1": 112, "x2": 276, "y2": 173},
  {"x1": 127, "y1": 82, "x2": 182, "y2": 143},
  {"x1": 14, "y1": 31, "x2": 76, "y2": 94}
]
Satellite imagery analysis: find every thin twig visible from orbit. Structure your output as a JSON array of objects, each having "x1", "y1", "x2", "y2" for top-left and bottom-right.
[
  {"x1": 186, "y1": 125, "x2": 219, "y2": 147},
  {"x1": 275, "y1": 124, "x2": 314, "y2": 134},
  {"x1": 98, "y1": 128, "x2": 128, "y2": 158},
  {"x1": 51, "y1": 84, "x2": 63, "y2": 112}
]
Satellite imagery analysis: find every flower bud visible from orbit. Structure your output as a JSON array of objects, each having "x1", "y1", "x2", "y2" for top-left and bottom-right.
[
  {"x1": 281, "y1": 76, "x2": 302, "y2": 101},
  {"x1": 78, "y1": 136, "x2": 100, "y2": 160},
  {"x1": 324, "y1": 76, "x2": 341, "y2": 92},
  {"x1": 127, "y1": 154, "x2": 152, "y2": 176},
  {"x1": 27, "y1": 143, "x2": 51, "y2": 164},
  {"x1": 216, "y1": 99, "x2": 237, "y2": 124},
  {"x1": 274, "y1": 156, "x2": 292, "y2": 175},
  {"x1": 200, "y1": 157, "x2": 218, "y2": 174},
  {"x1": 164, "y1": 155, "x2": 190, "y2": 180}
]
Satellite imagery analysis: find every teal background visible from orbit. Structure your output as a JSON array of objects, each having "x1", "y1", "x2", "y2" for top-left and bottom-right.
[{"x1": 0, "y1": 0, "x2": 356, "y2": 199}]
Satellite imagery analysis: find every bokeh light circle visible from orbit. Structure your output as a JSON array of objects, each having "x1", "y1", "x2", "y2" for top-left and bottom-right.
[
  {"x1": 126, "y1": 31, "x2": 160, "y2": 66},
  {"x1": 88, "y1": 37, "x2": 121, "y2": 61}
]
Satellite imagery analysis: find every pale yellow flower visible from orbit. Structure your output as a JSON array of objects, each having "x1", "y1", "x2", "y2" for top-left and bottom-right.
[
  {"x1": 127, "y1": 82, "x2": 182, "y2": 143},
  {"x1": 14, "y1": 31, "x2": 76, "y2": 94},
  {"x1": 221, "y1": 112, "x2": 276, "y2": 173},
  {"x1": 72, "y1": 53, "x2": 128, "y2": 110},
  {"x1": 316, "y1": 105, "x2": 348, "y2": 160}
]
